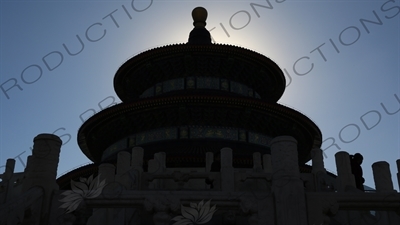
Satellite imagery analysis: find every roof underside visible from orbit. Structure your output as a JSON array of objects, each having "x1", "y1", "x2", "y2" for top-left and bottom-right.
[{"x1": 78, "y1": 95, "x2": 322, "y2": 164}]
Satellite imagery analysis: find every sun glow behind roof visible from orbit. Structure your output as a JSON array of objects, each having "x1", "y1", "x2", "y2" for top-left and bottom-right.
[{"x1": 1, "y1": 0, "x2": 398, "y2": 191}]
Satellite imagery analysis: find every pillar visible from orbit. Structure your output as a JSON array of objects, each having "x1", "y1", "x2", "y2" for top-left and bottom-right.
[
  {"x1": 221, "y1": 147, "x2": 234, "y2": 192},
  {"x1": 311, "y1": 148, "x2": 326, "y2": 174},
  {"x1": 148, "y1": 152, "x2": 166, "y2": 189},
  {"x1": 131, "y1": 147, "x2": 144, "y2": 189},
  {"x1": 116, "y1": 151, "x2": 132, "y2": 189},
  {"x1": 87, "y1": 163, "x2": 115, "y2": 225},
  {"x1": 22, "y1": 134, "x2": 62, "y2": 222},
  {"x1": 2, "y1": 159, "x2": 15, "y2": 203},
  {"x1": 154, "y1": 152, "x2": 166, "y2": 172},
  {"x1": 372, "y1": 162, "x2": 400, "y2": 225},
  {"x1": 206, "y1": 152, "x2": 213, "y2": 172},
  {"x1": 334, "y1": 151, "x2": 355, "y2": 192},
  {"x1": 372, "y1": 161, "x2": 394, "y2": 192},
  {"x1": 270, "y1": 136, "x2": 307, "y2": 225}
]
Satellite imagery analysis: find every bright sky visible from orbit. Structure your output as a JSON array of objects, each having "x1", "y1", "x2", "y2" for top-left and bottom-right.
[{"x1": 1, "y1": 0, "x2": 399, "y2": 191}]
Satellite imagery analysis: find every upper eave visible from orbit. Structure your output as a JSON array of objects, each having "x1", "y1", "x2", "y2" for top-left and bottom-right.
[{"x1": 114, "y1": 43, "x2": 286, "y2": 103}]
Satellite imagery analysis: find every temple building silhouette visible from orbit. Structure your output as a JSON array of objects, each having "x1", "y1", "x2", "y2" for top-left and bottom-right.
[{"x1": 1, "y1": 7, "x2": 400, "y2": 225}]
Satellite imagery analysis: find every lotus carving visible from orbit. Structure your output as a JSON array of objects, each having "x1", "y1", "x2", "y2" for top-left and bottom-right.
[
  {"x1": 59, "y1": 174, "x2": 106, "y2": 213},
  {"x1": 171, "y1": 199, "x2": 217, "y2": 225}
]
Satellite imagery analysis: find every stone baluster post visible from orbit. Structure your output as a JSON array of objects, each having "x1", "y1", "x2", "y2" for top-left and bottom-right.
[
  {"x1": 23, "y1": 155, "x2": 32, "y2": 177},
  {"x1": 98, "y1": 163, "x2": 116, "y2": 221},
  {"x1": 154, "y1": 152, "x2": 166, "y2": 188},
  {"x1": 206, "y1": 152, "x2": 213, "y2": 172},
  {"x1": 108, "y1": 153, "x2": 132, "y2": 225},
  {"x1": 147, "y1": 152, "x2": 165, "y2": 189},
  {"x1": 372, "y1": 161, "x2": 394, "y2": 192},
  {"x1": 116, "y1": 151, "x2": 132, "y2": 189},
  {"x1": 311, "y1": 148, "x2": 326, "y2": 192},
  {"x1": 334, "y1": 151, "x2": 355, "y2": 192},
  {"x1": 2, "y1": 159, "x2": 15, "y2": 203},
  {"x1": 205, "y1": 152, "x2": 214, "y2": 189},
  {"x1": 252, "y1": 152, "x2": 265, "y2": 191},
  {"x1": 311, "y1": 148, "x2": 326, "y2": 174},
  {"x1": 372, "y1": 161, "x2": 399, "y2": 225},
  {"x1": 118, "y1": 151, "x2": 140, "y2": 225},
  {"x1": 131, "y1": 147, "x2": 144, "y2": 189},
  {"x1": 22, "y1": 134, "x2": 62, "y2": 223},
  {"x1": 271, "y1": 136, "x2": 307, "y2": 225},
  {"x1": 87, "y1": 163, "x2": 116, "y2": 225},
  {"x1": 253, "y1": 152, "x2": 262, "y2": 172},
  {"x1": 148, "y1": 159, "x2": 158, "y2": 189},
  {"x1": 154, "y1": 152, "x2": 166, "y2": 171},
  {"x1": 129, "y1": 147, "x2": 144, "y2": 222},
  {"x1": 263, "y1": 154, "x2": 272, "y2": 173},
  {"x1": 221, "y1": 147, "x2": 234, "y2": 192}
]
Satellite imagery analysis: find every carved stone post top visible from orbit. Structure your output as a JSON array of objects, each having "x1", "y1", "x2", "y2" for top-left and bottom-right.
[
  {"x1": 310, "y1": 148, "x2": 323, "y2": 159},
  {"x1": 206, "y1": 152, "x2": 214, "y2": 172},
  {"x1": 372, "y1": 160, "x2": 394, "y2": 192},
  {"x1": 3, "y1": 159, "x2": 16, "y2": 180},
  {"x1": 132, "y1": 146, "x2": 144, "y2": 151},
  {"x1": 154, "y1": 152, "x2": 166, "y2": 169},
  {"x1": 311, "y1": 148, "x2": 325, "y2": 174},
  {"x1": 270, "y1": 136, "x2": 297, "y2": 145},
  {"x1": 5, "y1": 158, "x2": 15, "y2": 171},
  {"x1": 34, "y1": 133, "x2": 62, "y2": 145},
  {"x1": 334, "y1": 151, "x2": 352, "y2": 176},
  {"x1": 334, "y1": 151, "x2": 349, "y2": 157},
  {"x1": 372, "y1": 161, "x2": 390, "y2": 168},
  {"x1": 154, "y1": 152, "x2": 166, "y2": 162},
  {"x1": 270, "y1": 136, "x2": 300, "y2": 178},
  {"x1": 311, "y1": 147, "x2": 322, "y2": 154},
  {"x1": 118, "y1": 151, "x2": 131, "y2": 158},
  {"x1": 221, "y1": 147, "x2": 232, "y2": 168},
  {"x1": 335, "y1": 151, "x2": 350, "y2": 167},
  {"x1": 6, "y1": 158, "x2": 16, "y2": 166},
  {"x1": 32, "y1": 134, "x2": 62, "y2": 157},
  {"x1": 206, "y1": 152, "x2": 214, "y2": 158},
  {"x1": 132, "y1": 147, "x2": 144, "y2": 158}
]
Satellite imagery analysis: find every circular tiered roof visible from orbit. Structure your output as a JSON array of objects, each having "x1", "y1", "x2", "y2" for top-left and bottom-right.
[
  {"x1": 77, "y1": 6, "x2": 322, "y2": 168},
  {"x1": 114, "y1": 44, "x2": 286, "y2": 103},
  {"x1": 78, "y1": 95, "x2": 322, "y2": 164}
]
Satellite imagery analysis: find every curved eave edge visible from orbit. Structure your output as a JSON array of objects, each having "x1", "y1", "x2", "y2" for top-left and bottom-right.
[
  {"x1": 114, "y1": 43, "x2": 285, "y2": 102},
  {"x1": 77, "y1": 95, "x2": 322, "y2": 161}
]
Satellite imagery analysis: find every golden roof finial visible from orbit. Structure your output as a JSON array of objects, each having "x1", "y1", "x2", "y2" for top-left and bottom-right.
[{"x1": 192, "y1": 7, "x2": 207, "y2": 27}]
